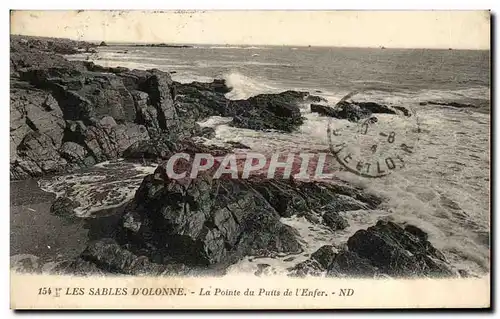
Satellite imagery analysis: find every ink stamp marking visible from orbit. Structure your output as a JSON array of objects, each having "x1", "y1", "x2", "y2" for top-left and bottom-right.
[{"x1": 327, "y1": 90, "x2": 421, "y2": 178}]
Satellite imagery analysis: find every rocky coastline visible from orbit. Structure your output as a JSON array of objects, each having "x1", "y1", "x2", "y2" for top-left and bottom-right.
[{"x1": 10, "y1": 35, "x2": 465, "y2": 278}]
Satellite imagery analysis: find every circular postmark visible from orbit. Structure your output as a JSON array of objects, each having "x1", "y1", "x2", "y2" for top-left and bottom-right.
[{"x1": 327, "y1": 89, "x2": 421, "y2": 178}]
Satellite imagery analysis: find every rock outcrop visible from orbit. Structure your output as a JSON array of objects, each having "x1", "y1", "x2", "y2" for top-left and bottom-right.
[
  {"x1": 10, "y1": 36, "x2": 327, "y2": 179},
  {"x1": 11, "y1": 35, "x2": 96, "y2": 56},
  {"x1": 120, "y1": 167, "x2": 304, "y2": 266},
  {"x1": 52, "y1": 159, "x2": 383, "y2": 274},
  {"x1": 342, "y1": 220, "x2": 454, "y2": 277},
  {"x1": 311, "y1": 101, "x2": 410, "y2": 122},
  {"x1": 174, "y1": 81, "x2": 323, "y2": 132},
  {"x1": 288, "y1": 221, "x2": 456, "y2": 278}
]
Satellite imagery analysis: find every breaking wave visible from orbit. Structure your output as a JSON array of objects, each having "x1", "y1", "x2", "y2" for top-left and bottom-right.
[{"x1": 223, "y1": 71, "x2": 283, "y2": 100}]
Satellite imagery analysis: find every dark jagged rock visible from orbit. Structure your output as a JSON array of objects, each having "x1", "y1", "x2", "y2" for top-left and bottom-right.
[
  {"x1": 79, "y1": 238, "x2": 188, "y2": 275},
  {"x1": 10, "y1": 87, "x2": 67, "y2": 179},
  {"x1": 311, "y1": 100, "x2": 410, "y2": 122},
  {"x1": 122, "y1": 137, "x2": 178, "y2": 161},
  {"x1": 322, "y1": 101, "x2": 372, "y2": 122},
  {"x1": 11, "y1": 35, "x2": 398, "y2": 179},
  {"x1": 288, "y1": 245, "x2": 337, "y2": 277},
  {"x1": 59, "y1": 141, "x2": 87, "y2": 165},
  {"x1": 310, "y1": 245, "x2": 336, "y2": 269},
  {"x1": 84, "y1": 62, "x2": 130, "y2": 75},
  {"x1": 346, "y1": 221, "x2": 455, "y2": 277},
  {"x1": 354, "y1": 101, "x2": 410, "y2": 117},
  {"x1": 248, "y1": 180, "x2": 309, "y2": 218},
  {"x1": 133, "y1": 43, "x2": 193, "y2": 48},
  {"x1": 229, "y1": 91, "x2": 305, "y2": 132},
  {"x1": 181, "y1": 79, "x2": 232, "y2": 94},
  {"x1": 288, "y1": 246, "x2": 336, "y2": 277},
  {"x1": 310, "y1": 104, "x2": 336, "y2": 117},
  {"x1": 10, "y1": 36, "x2": 201, "y2": 179},
  {"x1": 287, "y1": 221, "x2": 456, "y2": 278},
  {"x1": 404, "y1": 224, "x2": 429, "y2": 241},
  {"x1": 248, "y1": 179, "x2": 380, "y2": 219},
  {"x1": 322, "y1": 211, "x2": 349, "y2": 231},
  {"x1": 13, "y1": 131, "x2": 67, "y2": 179},
  {"x1": 327, "y1": 251, "x2": 379, "y2": 278},
  {"x1": 19, "y1": 67, "x2": 138, "y2": 123},
  {"x1": 121, "y1": 166, "x2": 303, "y2": 266},
  {"x1": 11, "y1": 35, "x2": 96, "y2": 55},
  {"x1": 175, "y1": 81, "x2": 311, "y2": 132},
  {"x1": 112, "y1": 158, "x2": 383, "y2": 271}
]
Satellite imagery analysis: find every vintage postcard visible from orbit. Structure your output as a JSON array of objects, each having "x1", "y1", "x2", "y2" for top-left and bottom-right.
[{"x1": 9, "y1": 10, "x2": 491, "y2": 309}]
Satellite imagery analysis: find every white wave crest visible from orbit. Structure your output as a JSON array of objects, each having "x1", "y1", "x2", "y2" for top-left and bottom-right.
[{"x1": 223, "y1": 71, "x2": 282, "y2": 100}]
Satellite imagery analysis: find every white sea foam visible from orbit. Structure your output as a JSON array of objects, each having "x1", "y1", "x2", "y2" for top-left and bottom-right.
[
  {"x1": 197, "y1": 116, "x2": 233, "y2": 128},
  {"x1": 223, "y1": 71, "x2": 283, "y2": 100},
  {"x1": 38, "y1": 160, "x2": 158, "y2": 217}
]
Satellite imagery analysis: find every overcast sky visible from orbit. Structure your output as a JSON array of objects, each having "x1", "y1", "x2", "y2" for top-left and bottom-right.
[{"x1": 10, "y1": 10, "x2": 490, "y2": 49}]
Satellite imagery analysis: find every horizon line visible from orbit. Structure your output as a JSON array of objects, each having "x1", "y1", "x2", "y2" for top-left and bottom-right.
[{"x1": 11, "y1": 33, "x2": 491, "y2": 51}]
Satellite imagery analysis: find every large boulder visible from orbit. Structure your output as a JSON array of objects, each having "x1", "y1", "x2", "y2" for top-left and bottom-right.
[
  {"x1": 310, "y1": 104, "x2": 336, "y2": 117},
  {"x1": 229, "y1": 91, "x2": 305, "y2": 132},
  {"x1": 12, "y1": 131, "x2": 67, "y2": 179},
  {"x1": 288, "y1": 245, "x2": 337, "y2": 277},
  {"x1": 19, "y1": 68, "x2": 137, "y2": 123},
  {"x1": 311, "y1": 101, "x2": 409, "y2": 122},
  {"x1": 310, "y1": 245, "x2": 336, "y2": 269},
  {"x1": 327, "y1": 251, "x2": 379, "y2": 278},
  {"x1": 322, "y1": 211, "x2": 349, "y2": 231},
  {"x1": 286, "y1": 221, "x2": 456, "y2": 278},
  {"x1": 175, "y1": 81, "x2": 317, "y2": 132},
  {"x1": 115, "y1": 155, "x2": 384, "y2": 269},
  {"x1": 121, "y1": 166, "x2": 303, "y2": 266},
  {"x1": 64, "y1": 120, "x2": 149, "y2": 163}
]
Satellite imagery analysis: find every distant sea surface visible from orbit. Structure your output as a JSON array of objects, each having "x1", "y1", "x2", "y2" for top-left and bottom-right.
[
  {"x1": 77, "y1": 45, "x2": 490, "y2": 108},
  {"x1": 44, "y1": 45, "x2": 490, "y2": 276}
]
